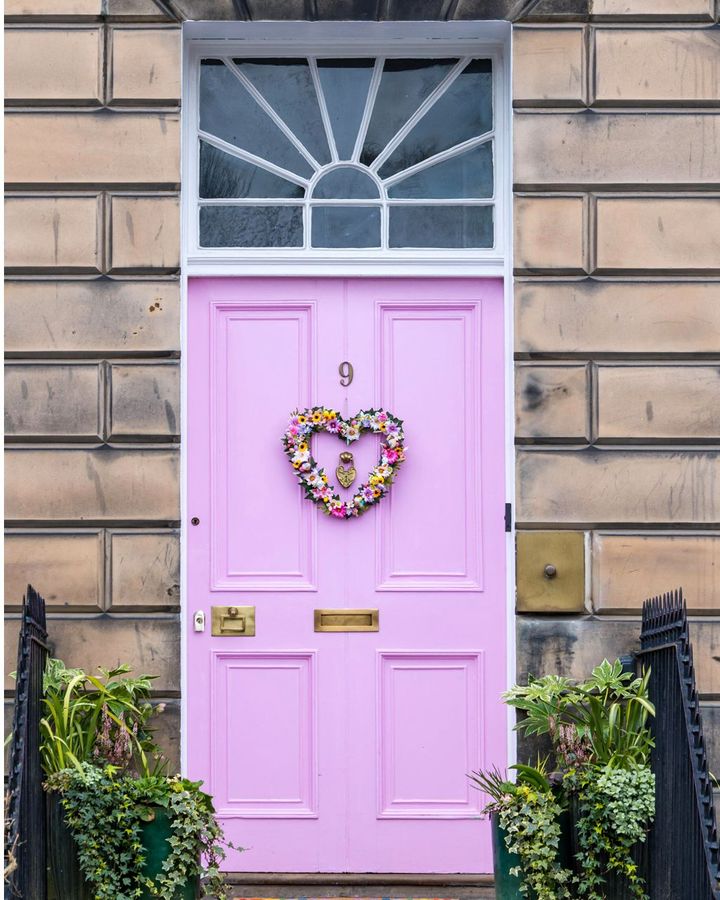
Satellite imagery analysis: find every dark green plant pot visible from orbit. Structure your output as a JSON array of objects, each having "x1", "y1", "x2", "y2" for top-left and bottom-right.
[
  {"x1": 491, "y1": 810, "x2": 573, "y2": 900},
  {"x1": 139, "y1": 807, "x2": 198, "y2": 900},
  {"x1": 47, "y1": 790, "x2": 93, "y2": 900}
]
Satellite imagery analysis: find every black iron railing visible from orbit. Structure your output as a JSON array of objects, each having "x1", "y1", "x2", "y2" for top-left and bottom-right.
[
  {"x1": 638, "y1": 588, "x2": 719, "y2": 900},
  {"x1": 5, "y1": 586, "x2": 48, "y2": 900}
]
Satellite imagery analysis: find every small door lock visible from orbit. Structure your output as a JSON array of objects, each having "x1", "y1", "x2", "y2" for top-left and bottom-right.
[{"x1": 193, "y1": 610, "x2": 205, "y2": 632}]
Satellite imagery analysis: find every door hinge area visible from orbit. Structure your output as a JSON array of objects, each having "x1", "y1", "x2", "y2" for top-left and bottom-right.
[{"x1": 505, "y1": 502, "x2": 512, "y2": 533}]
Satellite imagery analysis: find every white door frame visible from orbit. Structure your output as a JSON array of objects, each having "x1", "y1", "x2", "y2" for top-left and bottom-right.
[{"x1": 179, "y1": 19, "x2": 516, "y2": 778}]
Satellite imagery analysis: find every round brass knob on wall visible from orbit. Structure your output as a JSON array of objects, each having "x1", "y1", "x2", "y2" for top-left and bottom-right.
[
  {"x1": 228, "y1": 606, "x2": 239, "y2": 617},
  {"x1": 544, "y1": 564, "x2": 557, "y2": 579}
]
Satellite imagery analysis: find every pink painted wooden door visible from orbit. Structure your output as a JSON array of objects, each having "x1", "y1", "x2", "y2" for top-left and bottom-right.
[{"x1": 187, "y1": 276, "x2": 507, "y2": 874}]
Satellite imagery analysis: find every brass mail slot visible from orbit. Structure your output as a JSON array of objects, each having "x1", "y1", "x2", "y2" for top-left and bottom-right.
[
  {"x1": 314, "y1": 608, "x2": 379, "y2": 632},
  {"x1": 211, "y1": 605, "x2": 255, "y2": 637}
]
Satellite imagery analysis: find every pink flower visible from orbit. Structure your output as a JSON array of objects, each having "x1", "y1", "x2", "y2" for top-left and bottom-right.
[
  {"x1": 331, "y1": 504, "x2": 346, "y2": 518},
  {"x1": 384, "y1": 448, "x2": 399, "y2": 464}
]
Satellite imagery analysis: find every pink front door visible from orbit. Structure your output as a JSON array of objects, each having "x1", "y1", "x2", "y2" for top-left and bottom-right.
[{"x1": 187, "y1": 276, "x2": 507, "y2": 874}]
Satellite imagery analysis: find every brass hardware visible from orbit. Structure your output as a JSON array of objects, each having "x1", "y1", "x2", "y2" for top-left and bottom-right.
[
  {"x1": 516, "y1": 532, "x2": 585, "y2": 614},
  {"x1": 314, "y1": 608, "x2": 379, "y2": 632},
  {"x1": 336, "y1": 451, "x2": 357, "y2": 489},
  {"x1": 211, "y1": 605, "x2": 256, "y2": 636},
  {"x1": 339, "y1": 361, "x2": 354, "y2": 387},
  {"x1": 191, "y1": 517, "x2": 200, "y2": 526}
]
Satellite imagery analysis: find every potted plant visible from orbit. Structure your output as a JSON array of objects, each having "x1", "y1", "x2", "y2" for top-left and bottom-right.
[
  {"x1": 472, "y1": 659, "x2": 656, "y2": 900},
  {"x1": 41, "y1": 657, "x2": 239, "y2": 899}
]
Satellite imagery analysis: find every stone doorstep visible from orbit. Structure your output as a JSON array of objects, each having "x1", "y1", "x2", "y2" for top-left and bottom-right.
[{"x1": 225, "y1": 877, "x2": 495, "y2": 900}]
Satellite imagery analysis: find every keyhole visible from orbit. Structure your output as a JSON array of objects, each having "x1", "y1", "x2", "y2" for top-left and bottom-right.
[{"x1": 339, "y1": 361, "x2": 354, "y2": 387}]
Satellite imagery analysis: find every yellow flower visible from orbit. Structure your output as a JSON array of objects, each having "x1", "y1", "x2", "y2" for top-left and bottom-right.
[
  {"x1": 297, "y1": 415, "x2": 307, "y2": 424},
  {"x1": 323, "y1": 409, "x2": 337, "y2": 420},
  {"x1": 292, "y1": 461, "x2": 301, "y2": 469},
  {"x1": 298, "y1": 442, "x2": 308, "y2": 453},
  {"x1": 370, "y1": 474, "x2": 384, "y2": 485},
  {"x1": 373, "y1": 489, "x2": 381, "y2": 499},
  {"x1": 311, "y1": 412, "x2": 322, "y2": 424}
]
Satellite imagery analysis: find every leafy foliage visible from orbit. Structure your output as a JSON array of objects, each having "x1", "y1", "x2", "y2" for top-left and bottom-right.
[
  {"x1": 47, "y1": 763, "x2": 240, "y2": 900},
  {"x1": 470, "y1": 762, "x2": 573, "y2": 899},
  {"x1": 40, "y1": 659, "x2": 161, "y2": 776}
]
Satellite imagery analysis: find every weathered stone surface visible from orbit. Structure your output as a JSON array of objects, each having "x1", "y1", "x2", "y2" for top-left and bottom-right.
[
  {"x1": 5, "y1": 195, "x2": 101, "y2": 273},
  {"x1": 5, "y1": 281, "x2": 180, "y2": 355},
  {"x1": 170, "y1": 0, "x2": 237, "y2": 18},
  {"x1": 106, "y1": 0, "x2": 173, "y2": 17},
  {"x1": 513, "y1": 26, "x2": 585, "y2": 105},
  {"x1": 515, "y1": 113, "x2": 720, "y2": 189},
  {"x1": 109, "y1": 530, "x2": 180, "y2": 609},
  {"x1": 246, "y1": 0, "x2": 307, "y2": 17},
  {"x1": 515, "y1": 280, "x2": 720, "y2": 356},
  {"x1": 5, "y1": 0, "x2": 102, "y2": 13},
  {"x1": 517, "y1": 449, "x2": 720, "y2": 525},
  {"x1": 5, "y1": 363, "x2": 102, "y2": 439},
  {"x1": 597, "y1": 365, "x2": 720, "y2": 440},
  {"x1": 596, "y1": 197, "x2": 720, "y2": 273},
  {"x1": 109, "y1": 27, "x2": 181, "y2": 103},
  {"x1": 109, "y1": 195, "x2": 180, "y2": 273},
  {"x1": 514, "y1": 195, "x2": 586, "y2": 273},
  {"x1": 524, "y1": 0, "x2": 589, "y2": 17},
  {"x1": 517, "y1": 616, "x2": 719, "y2": 698},
  {"x1": 5, "y1": 448, "x2": 180, "y2": 523},
  {"x1": 313, "y1": 0, "x2": 377, "y2": 19},
  {"x1": 151, "y1": 699, "x2": 180, "y2": 771},
  {"x1": 110, "y1": 363, "x2": 180, "y2": 438},
  {"x1": 515, "y1": 363, "x2": 589, "y2": 441},
  {"x1": 594, "y1": 29, "x2": 720, "y2": 105},
  {"x1": 590, "y1": 0, "x2": 715, "y2": 20},
  {"x1": 593, "y1": 533, "x2": 720, "y2": 614},
  {"x1": 4, "y1": 531, "x2": 104, "y2": 610},
  {"x1": 5, "y1": 615, "x2": 180, "y2": 692},
  {"x1": 703, "y1": 703, "x2": 720, "y2": 773},
  {"x1": 5, "y1": 27, "x2": 102, "y2": 103},
  {"x1": 5, "y1": 112, "x2": 179, "y2": 187}
]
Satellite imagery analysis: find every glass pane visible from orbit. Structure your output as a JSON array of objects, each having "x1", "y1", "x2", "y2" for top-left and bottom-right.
[
  {"x1": 389, "y1": 205, "x2": 493, "y2": 248},
  {"x1": 387, "y1": 143, "x2": 493, "y2": 199},
  {"x1": 233, "y1": 58, "x2": 330, "y2": 165},
  {"x1": 312, "y1": 166, "x2": 380, "y2": 199},
  {"x1": 311, "y1": 206, "x2": 381, "y2": 248},
  {"x1": 200, "y1": 205, "x2": 303, "y2": 248},
  {"x1": 200, "y1": 60, "x2": 313, "y2": 179},
  {"x1": 379, "y1": 59, "x2": 493, "y2": 179},
  {"x1": 317, "y1": 59, "x2": 374, "y2": 160},
  {"x1": 361, "y1": 59, "x2": 458, "y2": 166},
  {"x1": 200, "y1": 141, "x2": 305, "y2": 199}
]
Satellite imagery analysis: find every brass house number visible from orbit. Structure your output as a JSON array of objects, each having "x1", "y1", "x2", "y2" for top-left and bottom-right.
[{"x1": 339, "y1": 361, "x2": 354, "y2": 386}]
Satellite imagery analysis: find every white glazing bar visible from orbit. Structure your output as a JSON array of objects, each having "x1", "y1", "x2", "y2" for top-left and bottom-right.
[
  {"x1": 369, "y1": 56, "x2": 471, "y2": 174},
  {"x1": 199, "y1": 197, "x2": 494, "y2": 206},
  {"x1": 309, "y1": 58, "x2": 339, "y2": 164},
  {"x1": 198, "y1": 130, "x2": 310, "y2": 188},
  {"x1": 382, "y1": 131, "x2": 494, "y2": 188},
  {"x1": 351, "y1": 58, "x2": 384, "y2": 164},
  {"x1": 224, "y1": 57, "x2": 321, "y2": 172}
]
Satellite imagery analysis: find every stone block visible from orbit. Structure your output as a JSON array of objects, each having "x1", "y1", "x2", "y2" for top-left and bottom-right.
[
  {"x1": 594, "y1": 29, "x2": 720, "y2": 105},
  {"x1": 596, "y1": 197, "x2": 720, "y2": 273},
  {"x1": 170, "y1": 0, "x2": 237, "y2": 18},
  {"x1": 5, "y1": 0, "x2": 102, "y2": 13},
  {"x1": 517, "y1": 449, "x2": 720, "y2": 525},
  {"x1": 109, "y1": 530, "x2": 180, "y2": 609},
  {"x1": 109, "y1": 27, "x2": 180, "y2": 103},
  {"x1": 703, "y1": 703, "x2": 720, "y2": 774},
  {"x1": 517, "y1": 615, "x2": 719, "y2": 698},
  {"x1": 514, "y1": 195, "x2": 586, "y2": 273},
  {"x1": 5, "y1": 27, "x2": 102, "y2": 103},
  {"x1": 5, "y1": 447, "x2": 180, "y2": 523},
  {"x1": 150, "y1": 699, "x2": 180, "y2": 772},
  {"x1": 590, "y1": 0, "x2": 715, "y2": 20},
  {"x1": 515, "y1": 363, "x2": 589, "y2": 441},
  {"x1": 515, "y1": 280, "x2": 720, "y2": 356},
  {"x1": 514, "y1": 113, "x2": 720, "y2": 189},
  {"x1": 5, "y1": 112, "x2": 180, "y2": 187},
  {"x1": 246, "y1": 0, "x2": 306, "y2": 18},
  {"x1": 106, "y1": 0, "x2": 174, "y2": 17},
  {"x1": 597, "y1": 365, "x2": 720, "y2": 440},
  {"x1": 5, "y1": 195, "x2": 102, "y2": 273},
  {"x1": 109, "y1": 362, "x2": 180, "y2": 438},
  {"x1": 4, "y1": 615, "x2": 180, "y2": 693},
  {"x1": 517, "y1": 530, "x2": 587, "y2": 613},
  {"x1": 5, "y1": 363, "x2": 102, "y2": 439},
  {"x1": 4, "y1": 531, "x2": 104, "y2": 610},
  {"x1": 593, "y1": 533, "x2": 720, "y2": 614},
  {"x1": 523, "y1": 0, "x2": 589, "y2": 16},
  {"x1": 513, "y1": 26, "x2": 585, "y2": 105},
  {"x1": 109, "y1": 195, "x2": 180, "y2": 273},
  {"x1": 5, "y1": 281, "x2": 180, "y2": 355}
]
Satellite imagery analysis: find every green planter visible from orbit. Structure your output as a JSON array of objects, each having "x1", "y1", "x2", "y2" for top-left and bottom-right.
[
  {"x1": 47, "y1": 791, "x2": 93, "y2": 900},
  {"x1": 491, "y1": 810, "x2": 573, "y2": 900},
  {"x1": 139, "y1": 808, "x2": 198, "y2": 900}
]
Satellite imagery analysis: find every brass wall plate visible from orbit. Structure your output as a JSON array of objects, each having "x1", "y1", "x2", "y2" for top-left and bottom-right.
[
  {"x1": 516, "y1": 532, "x2": 585, "y2": 614},
  {"x1": 211, "y1": 605, "x2": 256, "y2": 636},
  {"x1": 314, "y1": 608, "x2": 379, "y2": 632}
]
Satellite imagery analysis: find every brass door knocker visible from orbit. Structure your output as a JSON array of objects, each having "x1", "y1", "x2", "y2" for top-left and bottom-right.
[{"x1": 336, "y1": 451, "x2": 357, "y2": 489}]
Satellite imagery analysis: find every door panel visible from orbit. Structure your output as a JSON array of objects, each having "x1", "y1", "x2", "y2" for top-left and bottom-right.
[{"x1": 187, "y1": 276, "x2": 506, "y2": 874}]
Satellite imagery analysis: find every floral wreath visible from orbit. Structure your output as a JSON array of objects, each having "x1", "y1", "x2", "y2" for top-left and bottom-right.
[{"x1": 282, "y1": 407, "x2": 406, "y2": 519}]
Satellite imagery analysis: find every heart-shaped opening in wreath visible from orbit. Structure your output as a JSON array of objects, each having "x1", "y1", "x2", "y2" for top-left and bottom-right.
[{"x1": 282, "y1": 407, "x2": 406, "y2": 519}]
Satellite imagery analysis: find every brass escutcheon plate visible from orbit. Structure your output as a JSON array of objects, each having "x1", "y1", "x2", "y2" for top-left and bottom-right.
[
  {"x1": 314, "y1": 608, "x2": 379, "y2": 632},
  {"x1": 211, "y1": 605, "x2": 256, "y2": 636}
]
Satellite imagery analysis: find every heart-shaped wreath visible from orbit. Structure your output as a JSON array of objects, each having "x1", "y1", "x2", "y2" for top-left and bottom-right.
[{"x1": 282, "y1": 407, "x2": 406, "y2": 519}]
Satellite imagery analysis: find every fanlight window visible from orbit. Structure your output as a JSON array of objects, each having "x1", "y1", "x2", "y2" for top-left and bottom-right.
[{"x1": 198, "y1": 56, "x2": 495, "y2": 251}]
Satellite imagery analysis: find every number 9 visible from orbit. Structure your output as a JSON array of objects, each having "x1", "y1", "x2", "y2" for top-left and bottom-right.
[{"x1": 339, "y1": 361, "x2": 354, "y2": 387}]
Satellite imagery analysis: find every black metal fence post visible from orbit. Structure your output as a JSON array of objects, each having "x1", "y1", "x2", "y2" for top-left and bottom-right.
[
  {"x1": 637, "y1": 588, "x2": 719, "y2": 900},
  {"x1": 5, "y1": 585, "x2": 49, "y2": 900}
]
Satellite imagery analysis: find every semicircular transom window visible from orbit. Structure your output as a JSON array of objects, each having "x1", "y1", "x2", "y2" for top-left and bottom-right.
[{"x1": 197, "y1": 55, "x2": 494, "y2": 251}]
